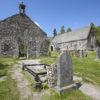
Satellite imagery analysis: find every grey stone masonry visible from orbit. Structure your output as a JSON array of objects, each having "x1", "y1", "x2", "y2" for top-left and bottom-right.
[
  {"x1": 51, "y1": 25, "x2": 96, "y2": 52},
  {"x1": 0, "y1": 13, "x2": 49, "y2": 58},
  {"x1": 0, "y1": 3, "x2": 49, "y2": 58},
  {"x1": 47, "y1": 64, "x2": 57, "y2": 88}
]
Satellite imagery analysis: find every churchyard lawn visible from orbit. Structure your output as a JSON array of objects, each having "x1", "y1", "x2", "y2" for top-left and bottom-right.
[
  {"x1": 0, "y1": 57, "x2": 20, "y2": 100},
  {"x1": 0, "y1": 51, "x2": 100, "y2": 100},
  {"x1": 40, "y1": 51, "x2": 100, "y2": 86},
  {"x1": 40, "y1": 51, "x2": 100, "y2": 100}
]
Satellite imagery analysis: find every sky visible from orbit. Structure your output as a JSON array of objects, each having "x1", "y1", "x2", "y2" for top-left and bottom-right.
[{"x1": 0, "y1": 0, "x2": 100, "y2": 36}]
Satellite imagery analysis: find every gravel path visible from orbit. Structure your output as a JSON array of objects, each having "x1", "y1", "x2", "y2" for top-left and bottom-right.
[
  {"x1": 11, "y1": 59, "x2": 45, "y2": 100},
  {"x1": 11, "y1": 64, "x2": 34, "y2": 100}
]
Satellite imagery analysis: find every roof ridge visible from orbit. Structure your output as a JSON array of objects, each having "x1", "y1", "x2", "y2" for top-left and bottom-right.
[{"x1": 52, "y1": 26, "x2": 91, "y2": 43}]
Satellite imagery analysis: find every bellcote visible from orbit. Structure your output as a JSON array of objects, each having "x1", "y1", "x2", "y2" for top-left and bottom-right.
[{"x1": 19, "y1": 2, "x2": 26, "y2": 14}]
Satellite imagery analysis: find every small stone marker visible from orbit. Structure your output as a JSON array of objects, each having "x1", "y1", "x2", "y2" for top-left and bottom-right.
[
  {"x1": 47, "y1": 51, "x2": 76, "y2": 93},
  {"x1": 79, "y1": 50, "x2": 84, "y2": 57}
]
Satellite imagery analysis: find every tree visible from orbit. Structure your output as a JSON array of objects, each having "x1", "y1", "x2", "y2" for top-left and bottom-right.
[
  {"x1": 90, "y1": 22, "x2": 95, "y2": 27},
  {"x1": 53, "y1": 28, "x2": 57, "y2": 37},
  {"x1": 96, "y1": 26, "x2": 100, "y2": 44},
  {"x1": 60, "y1": 25, "x2": 65, "y2": 34},
  {"x1": 66, "y1": 28, "x2": 72, "y2": 32},
  {"x1": 91, "y1": 23, "x2": 100, "y2": 59}
]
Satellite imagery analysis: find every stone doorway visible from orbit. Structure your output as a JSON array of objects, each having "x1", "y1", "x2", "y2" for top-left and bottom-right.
[
  {"x1": 51, "y1": 46, "x2": 53, "y2": 51},
  {"x1": 19, "y1": 44, "x2": 27, "y2": 57}
]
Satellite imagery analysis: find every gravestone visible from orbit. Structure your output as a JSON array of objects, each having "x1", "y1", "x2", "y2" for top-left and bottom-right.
[
  {"x1": 47, "y1": 51, "x2": 75, "y2": 93},
  {"x1": 56, "y1": 51, "x2": 73, "y2": 92},
  {"x1": 79, "y1": 50, "x2": 84, "y2": 57},
  {"x1": 96, "y1": 46, "x2": 100, "y2": 59}
]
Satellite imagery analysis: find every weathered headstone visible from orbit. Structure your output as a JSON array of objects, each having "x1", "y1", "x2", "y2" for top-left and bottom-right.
[
  {"x1": 56, "y1": 51, "x2": 73, "y2": 92},
  {"x1": 79, "y1": 50, "x2": 84, "y2": 57},
  {"x1": 96, "y1": 46, "x2": 100, "y2": 59},
  {"x1": 47, "y1": 51, "x2": 75, "y2": 93}
]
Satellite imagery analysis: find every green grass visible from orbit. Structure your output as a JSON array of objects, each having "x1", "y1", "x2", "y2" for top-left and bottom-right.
[
  {"x1": 0, "y1": 57, "x2": 20, "y2": 100},
  {"x1": 72, "y1": 51, "x2": 100, "y2": 85},
  {"x1": 42, "y1": 89, "x2": 91, "y2": 100},
  {"x1": 0, "y1": 57, "x2": 17, "y2": 77},
  {"x1": 40, "y1": 51, "x2": 59, "y2": 65},
  {"x1": 39, "y1": 51, "x2": 100, "y2": 100},
  {"x1": 40, "y1": 51, "x2": 100, "y2": 85}
]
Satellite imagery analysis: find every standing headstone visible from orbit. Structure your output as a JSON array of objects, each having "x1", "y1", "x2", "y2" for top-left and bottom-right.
[
  {"x1": 56, "y1": 51, "x2": 73, "y2": 92},
  {"x1": 47, "y1": 51, "x2": 75, "y2": 93},
  {"x1": 79, "y1": 50, "x2": 84, "y2": 57},
  {"x1": 96, "y1": 46, "x2": 100, "y2": 59}
]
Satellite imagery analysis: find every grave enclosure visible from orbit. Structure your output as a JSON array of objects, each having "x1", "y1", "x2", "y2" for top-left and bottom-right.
[
  {"x1": 47, "y1": 51, "x2": 76, "y2": 93},
  {"x1": 22, "y1": 51, "x2": 79, "y2": 93}
]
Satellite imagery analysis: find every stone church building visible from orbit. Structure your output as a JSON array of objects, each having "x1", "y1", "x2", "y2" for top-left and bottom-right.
[
  {"x1": 0, "y1": 3, "x2": 49, "y2": 58},
  {"x1": 51, "y1": 25, "x2": 96, "y2": 52}
]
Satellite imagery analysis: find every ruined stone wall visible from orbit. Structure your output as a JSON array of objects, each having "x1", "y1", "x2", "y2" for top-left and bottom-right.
[
  {"x1": 0, "y1": 14, "x2": 49, "y2": 57},
  {"x1": 47, "y1": 64, "x2": 57, "y2": 88},
  {"x1": 0, "y1": 36, "x2": 18, "y2": 57},
  {"x1": 39, "y1": 39, "x2": 50, "y2": 56}
]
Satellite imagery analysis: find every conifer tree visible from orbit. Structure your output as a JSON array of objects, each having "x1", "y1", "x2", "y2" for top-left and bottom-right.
[
  {"x1": 53, "y1": 28, "x2": 57, "y2": 37},
  {"x1": 60, "y1": 25, "x2": 65, "y2": 34},
  {"x1": 66, "y1": 28, "x2": 72, "y2": 32}
]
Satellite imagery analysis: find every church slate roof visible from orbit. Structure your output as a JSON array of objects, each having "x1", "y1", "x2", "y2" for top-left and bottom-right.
[{"x1": 52, "y1": 26, "x2": 91, "y2": 43}]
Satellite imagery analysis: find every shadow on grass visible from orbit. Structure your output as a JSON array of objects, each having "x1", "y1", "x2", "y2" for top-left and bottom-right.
[
  {"x1": 0, "y1": 63, "x2": 9, "y2": 77},
  {"x1": 0, "y1": 63, "x2": 9, "y2": 70},
  {"x1": 0, "y1": 74, "x2": 6, "y2": 77}
]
